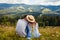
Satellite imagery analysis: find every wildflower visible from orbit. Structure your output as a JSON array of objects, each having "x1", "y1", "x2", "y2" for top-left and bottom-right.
[
  {"x1": 52, "y1": 34, "x2": 55, "y2": 37},
  {"x1": 56, "y1": 35, "x2": 59, "y2": 37},
  {"x1": 56, "y1": 31, "x2": 59, "y2": 34}
]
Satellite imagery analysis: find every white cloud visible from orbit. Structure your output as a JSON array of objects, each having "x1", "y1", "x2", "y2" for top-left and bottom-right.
[
  {"x1": 38, "y1": 1, "x2": 60, "y2": 6},
  {"x1": 0, "y1": 0, "x2": 60, "y2": 5}
]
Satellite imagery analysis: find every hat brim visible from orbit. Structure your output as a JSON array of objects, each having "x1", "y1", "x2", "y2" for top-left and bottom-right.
[
  {"x1": 27, "y1": 19, "x2": 35, "y2": 22},
  {"x1": 26, "y1": 15, "x2": 35, "y2": 22}
]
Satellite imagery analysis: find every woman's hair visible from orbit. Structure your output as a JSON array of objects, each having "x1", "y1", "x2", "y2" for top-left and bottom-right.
[{"x1": 21, "y1": 14, "x2": 27, "y2": 19}]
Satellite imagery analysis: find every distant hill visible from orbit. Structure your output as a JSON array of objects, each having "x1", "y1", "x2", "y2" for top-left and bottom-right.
[
  {"x1": 54, "y1": 9, "x2": 60, "y2": 13},
  {"x1": 0, "y1": 3, "x2": 60, "y2": 11},
  {"x1": 0, "y1": 3, "x2": 60, "y2": 17}
]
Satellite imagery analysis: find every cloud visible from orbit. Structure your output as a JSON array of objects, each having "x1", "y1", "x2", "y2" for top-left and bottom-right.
[
  {"x1": 0, "y1": 0, "x2": 23, "y2": 4},
  {"x1": 29, "y1": 0, "x2": 60, "y2": 5},
  {"x1": 38, "y1": 1, "x2": 60, "y2": 6},
  {"x1": 0, "y1": 0, "x2": 60, "y2": 5},
  {"x1": 47, "y1": 0, "x2": 60, "y2": 2}
]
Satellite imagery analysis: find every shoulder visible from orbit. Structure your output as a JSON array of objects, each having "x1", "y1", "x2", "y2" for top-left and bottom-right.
[
  {"x1": 18, "y1": 19, "x2": 22, "y2": 21},
  {"x1": 16, "y1": 19, "x2": 22, "y2": 24},
  {"x1": 17, "y1": 19, "x2": 23, "y2": 22}
]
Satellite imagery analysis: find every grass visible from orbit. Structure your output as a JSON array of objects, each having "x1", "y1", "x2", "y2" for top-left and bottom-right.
[{"x1": 0, "y1": 25, "x2": 60, "y2": 40}]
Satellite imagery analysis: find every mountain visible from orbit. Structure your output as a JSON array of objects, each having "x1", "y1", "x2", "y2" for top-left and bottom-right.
[
  {"x1": 0, "y1": 3, "x2": 60, "y2": 11},
  {"x1": 54, "y1": 9, "x2": 60, "y2": 13},
  {"x1": 43, "y1": 5, "x2": 60, "y2": 11},
  {"x1": 0, "y1": 3, "x2": 22, "y2": 9},
  {"x1": 0, "y1": 3, "x2": 60, "y2": 17}
]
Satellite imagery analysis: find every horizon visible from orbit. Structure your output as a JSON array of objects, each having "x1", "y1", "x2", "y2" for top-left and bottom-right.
[{"x1": 0, "y1": 3, "x2": 60, "y2": 6}]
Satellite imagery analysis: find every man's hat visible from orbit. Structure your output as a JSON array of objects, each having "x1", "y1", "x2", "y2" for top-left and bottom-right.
[{"x1": 26, "y1": 15, "x2": 35, "y2": 22}]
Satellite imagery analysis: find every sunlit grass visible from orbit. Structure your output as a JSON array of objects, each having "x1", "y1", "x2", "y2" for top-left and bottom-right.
[{"x1": 0, "y1": 25, "x2": 60, "y2": 40}]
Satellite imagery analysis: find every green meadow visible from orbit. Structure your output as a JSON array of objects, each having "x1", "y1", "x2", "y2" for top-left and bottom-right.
[{"x1": 0, "y1": 25, "x2": 60, "y2": 40}]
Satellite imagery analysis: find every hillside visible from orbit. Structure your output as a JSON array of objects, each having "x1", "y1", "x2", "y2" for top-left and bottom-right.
[{"x1": 0, "y1": 3, "x2": 60, "y2": 17}]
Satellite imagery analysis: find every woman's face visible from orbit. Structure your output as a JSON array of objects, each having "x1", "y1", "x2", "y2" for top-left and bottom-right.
[
  {"x1": 29, "y1": 22, "x2": 36, "y2": 27},
  {"x1": 29, "y1": 21, "x2": 36, "y2": 24}
]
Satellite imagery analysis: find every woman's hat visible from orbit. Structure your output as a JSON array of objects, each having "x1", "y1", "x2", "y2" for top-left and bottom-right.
[{"x1": 26, "y1": 15, "x2": 35, "y2": 23}]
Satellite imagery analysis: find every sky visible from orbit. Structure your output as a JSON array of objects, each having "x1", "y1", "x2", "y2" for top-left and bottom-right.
[{"x1": 0, "y1": 0, "x2": 60, "y2": 5}]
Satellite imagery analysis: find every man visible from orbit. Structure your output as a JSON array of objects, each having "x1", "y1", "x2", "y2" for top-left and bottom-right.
[{"x1": 16, "y1": 15, "x2": 28, "y2": 37}]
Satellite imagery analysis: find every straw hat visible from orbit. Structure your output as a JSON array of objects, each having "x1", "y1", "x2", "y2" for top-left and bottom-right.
[{"x1": 26, "y1": 15, "x2": 35, "y2": 23}]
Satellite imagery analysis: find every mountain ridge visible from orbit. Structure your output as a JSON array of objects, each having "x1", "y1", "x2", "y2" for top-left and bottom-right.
[{"x1": 0, "y1": 3, "x2": 60, "y2": 11}]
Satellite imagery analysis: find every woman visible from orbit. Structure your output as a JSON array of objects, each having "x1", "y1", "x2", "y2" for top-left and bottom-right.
[{"x1": 25, "y1": 15, "x2": 41, "y2": 40}]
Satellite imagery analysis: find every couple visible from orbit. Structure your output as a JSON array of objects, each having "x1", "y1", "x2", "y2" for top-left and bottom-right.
[{"x1": 16, "y1": 15, "x2": 41, "y2": 40}]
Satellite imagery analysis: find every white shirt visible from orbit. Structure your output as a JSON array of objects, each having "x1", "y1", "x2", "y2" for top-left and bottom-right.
[{"x1": 16, "y1": 19, "x2": 28, "y2": 37}]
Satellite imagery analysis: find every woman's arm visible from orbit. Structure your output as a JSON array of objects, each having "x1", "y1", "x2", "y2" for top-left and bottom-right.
[{"x1": 34, "y1": 23, "x2": 41, "y2": 37}]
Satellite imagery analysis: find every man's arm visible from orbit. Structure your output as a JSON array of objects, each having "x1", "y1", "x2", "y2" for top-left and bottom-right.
[{"x1": 16, "y1": 19, "x2": 26, "y2": 37}]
